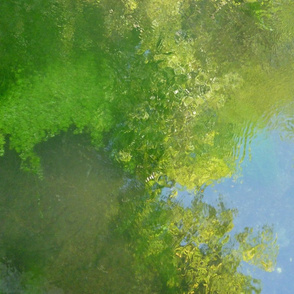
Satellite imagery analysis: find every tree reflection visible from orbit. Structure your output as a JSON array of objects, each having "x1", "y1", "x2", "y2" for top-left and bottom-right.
[
  {"x1": 0, "y1": 0, "x2": 289, "y2": 292},
  {"x1": 114, "y1": 187, "x2": 278, "y2": 294},
  {"x1": 1, "y1": 0, "x2": 293, "y2": 188},
  {"x1": 0, "y1": 135, "x2": 278, "y2": 293}
]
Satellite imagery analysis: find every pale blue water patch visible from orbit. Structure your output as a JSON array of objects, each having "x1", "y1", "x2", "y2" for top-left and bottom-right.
[
  {"x1": 173, "y1": 126, "x2": 294, "y2": 293},
  {"x1": 203, "y1": 129, "x2": 294, "y2": 293}
]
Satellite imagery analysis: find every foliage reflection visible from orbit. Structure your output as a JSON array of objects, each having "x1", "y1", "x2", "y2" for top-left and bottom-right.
[{"x1": 0, "y1": 0, "x2": 292, "y2": 292}]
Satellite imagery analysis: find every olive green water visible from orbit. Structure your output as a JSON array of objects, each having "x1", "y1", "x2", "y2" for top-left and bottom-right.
[
  {"x1": 0, "y1": 134, "x2": 144, "y2": 293},
  {"x1": 0, "y1": 1, "x2": 294, "y2": 293}
]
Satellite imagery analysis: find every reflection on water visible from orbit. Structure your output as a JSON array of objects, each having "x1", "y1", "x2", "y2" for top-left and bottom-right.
[
  {"x1": 0, "y1": 134, "x2": 142, "y2": 293},
  {"x1": 201, "y1": 126, "x2": 294, "y2": 294},
  {"x1": 0, "y1": 0, "x2": 294, "y2": 293},
  {"x1": 0, "y1": 133, "x2": 279, "y2": 293}
]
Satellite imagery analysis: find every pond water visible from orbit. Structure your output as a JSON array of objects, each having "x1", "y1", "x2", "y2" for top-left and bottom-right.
[{"x1": 1, "y1": 1, "x2": 294, "y2": 293}]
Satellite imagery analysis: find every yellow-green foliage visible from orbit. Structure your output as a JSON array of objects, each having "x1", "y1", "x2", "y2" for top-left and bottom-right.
[
  {"x1": 119, "y1": 190, "x2": 277, "y2": 293},
  {"x1": 0, "y1": 0, "x2": 292, "y2": 187},
  {"x1": 0, "y1": 57, "x2": 113, "y2": 173}
]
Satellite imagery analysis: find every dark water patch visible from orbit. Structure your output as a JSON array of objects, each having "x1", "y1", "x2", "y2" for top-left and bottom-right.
[{"x1": 0, "y1": 133, "x2": 145, "y2": 293}]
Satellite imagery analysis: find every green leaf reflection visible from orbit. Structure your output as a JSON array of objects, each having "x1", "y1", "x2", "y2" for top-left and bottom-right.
[
  {"x1": 0, "y1": 0, "x2": 291, "y2": 292},
  {"x1": 116, "y1": 187, "x2": 278, "y2": 293}
]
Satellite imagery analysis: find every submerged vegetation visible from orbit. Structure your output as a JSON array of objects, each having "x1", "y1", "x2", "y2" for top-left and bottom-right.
[{"x1": 0, "y1": 0, "x2": 293, "y2": 292}]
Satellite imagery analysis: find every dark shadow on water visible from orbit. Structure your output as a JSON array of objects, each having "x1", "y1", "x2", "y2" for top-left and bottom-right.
[{"x1": 0, "y1": 133, "x2": 144, "y2": 293}]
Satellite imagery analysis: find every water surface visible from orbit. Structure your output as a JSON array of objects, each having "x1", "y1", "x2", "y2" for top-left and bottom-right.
[{"x1": 0, "y1": 1, "x2": 294, "y2": 293}]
